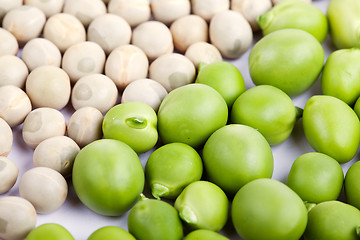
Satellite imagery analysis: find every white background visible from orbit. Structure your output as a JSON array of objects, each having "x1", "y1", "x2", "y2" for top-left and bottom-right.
[{"x1": 4, "y1": 0, "x2": 351, "y2": 239}]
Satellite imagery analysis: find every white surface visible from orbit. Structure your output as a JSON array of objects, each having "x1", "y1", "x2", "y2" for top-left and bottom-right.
[{"x1": 4, "y1": 0, "x2": 350, "y2": 239}]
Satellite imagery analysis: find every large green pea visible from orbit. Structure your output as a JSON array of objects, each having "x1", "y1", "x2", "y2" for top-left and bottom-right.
[
  {"x1": 231, "y1": 85, "x2": 298, "y2": 145},
  {"x1": 321, "y1": 48, "x2": 360, "y2": 106},
  {"x1": 184, "y1": 229, "x2": 229, "y2": 240},
  {"x1": 202, "y1": 124, "x2": 273, "y2": 195},
  {"x1": 345, "y1": 161, "x2": 360, "y2": 210},
  {"x1": 145, "y1": 142, "x2": 203, "y2": 200},
  {"x1": 304, "y1": 201, "x2": 360, "y2": 240},
  {"x1": 232, "y1": 178, "x2": 308, "y2": 240},
  {"x1": 88, "y1": 226, "x2": 135, "y2": 240},
  {"x1": 26, "y1": 223, "x2": 74, "y2": 240},
  {"x1": 72, "y1": 139, "x2": 145, "y2": 216},
  {"x1": 127, "y1": 197, "x2": 183, "y2": 240},
  {"x1": 303, "y1": 95, "x2": 360, "y2": 163},
  {"x1": 157, "y1": 83, "x2": 228, "y2": 149},
  {"x1": 195, "y1": 61, "x2": 245, "y2": 108},
  {"x1": 327, "y1": 0, "x2": 360, "y2": 49},
  {"x1": 257, "y1": 0, "x2": 328, "y2": 42},
  {"x1": 174, "y1": 181, "x2": 229, "y2": 232},
  {"x1": 286, "y1": 152, "x2": 344, "y2": 204},
  {"x1": 249, "y1": 28, "x2": 324, "y2": 97}
]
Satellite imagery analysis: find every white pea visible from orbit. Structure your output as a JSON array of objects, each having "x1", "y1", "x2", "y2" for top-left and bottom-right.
[
  {"x1": 25, "y1": 66, "x2": 71, "y2": 110},
  {"x1": 0, "y1": 55, "x2": 29, "y2": 88},
  {"x1": 33, "y1": 136, "x2": 80, "y2": 177},
  {"x1": 231, "y1": 0, "x2": 272, "y2": 31},
  {"x1": 0, "y1": 117, "x2": 12, "y2": 157},
  {"x1": 209, "y1": 10, "x2": 253, "y2": 59},
  {"x1": 87, "y1": 14, "x2": 132, "y2": 55},
  {"x1": 43, "y1": 13, "x2": 86, "y2": 53},
  {"x1": 121, "y1": 78, "x2": 168, "y2": 112},
  {"x1": 2, "y1": 5, "x2": 46, "y2": 45},
  {"x1": 19, "y1": 167, "x2": 68, "y2": 214},
  {"x1": 108, "y1": 0, "x2": 150, "y2": 27},
  {"x1": 24, "y1": 0, "x2": 65, "y2": 18},
  {"x1": 132, "y1": 21, "x2": 174, "y2": 61},
  {"x1": 62, "y1": 41, "x2": 106, "y2": 83},
  {"x1": 71, "y1": 73, "x2": 118, "y2": 114},
  {"x1": 170, "y1": 14, "x2": 208, "y2": 53},
  {"x1": 185, "y1": 42, "x2": 223, "y2": 69},
  {"x1": 67, "y1": 106, "x2": 103, "y2": 148},
  {"x1": 105, "y1": 44, "x2": 149, "y2": 89},
  {"x1": 0, "y1": 196, "x2": 36, "y2": 240},
  {"x1": 21, "y1": 38, "x2": 62, "y2": 71},
  {"x1": 0, "y1": 27, "x2": 18, "y2": 56},
  {"x1": 63, "y1": 0, "x2": 107, "y2": 27},
  {"x1": 191, "y1": 0, "x2": 230, "y2": 21},
  {"x1": 149, "y1": 53, "x2": 196, "y2": 92},
  {"x1": 0, "y1": 0, "x2": 22, "y2": 21},
  {"x1": 151, "y1": 0, "x2": 191, "y2": 25},
  {"x1": 0, "y1": 85, "x2": 32, "y2": 128},
  {"x1": 0, "y1": 156, "x2": 18, "y2": 194},
  {"x1": 22, "y1": 107, "x2": 66, "y2": 149}
]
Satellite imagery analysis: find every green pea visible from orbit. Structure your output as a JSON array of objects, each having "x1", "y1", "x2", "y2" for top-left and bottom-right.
[
  {"x1": 26, "y1": 223, "x2": 74, "y2": 240},
  {"x1": 321, "y1": 48, "x2": 360, "y2": 106},
  {"x1": 304, "y1": 201, "x2": 360, "y2": 240},
  {"x1": 249, "y1": 28, "x2": 324, "y2": 97},
  {"x1": 127, "y1": 197, "x2": 183, "y2": 240},
  {"x1": 145, "y1": 142, "x2": 203, "y2": 200},
  {"x1": 184, "y1": 229, "x2": 229, "y2": 240},
  {"x1": 195, "y1": 61, "x2": 245, "y2": 108},
  {"x1": 202, "y1": 124, "x2": 273, "y2": 195},
  {"x1": 303, "y1": 95, "x2": 360, "y2": 163},
  {"x1": 72, "y1": 139, "x2": 144, "y2": 216},
  {"x1": 157, "y1": 83, "x2": 228, "y2": 149},
  {"x1": 258, "y1": 0, "x2": 328, "y2": 42},
  {"x1": 174, "y1": 181, "x2": 229, "y2": 232},
  {"x1": 87, "y1": 226, "x2": 135, "y2": 240},
  {"x1": 345, "y1": 161, "x2": 360, "y2": 210},
  {"x1": 354, "y1": 97, "x2": 360, "y2": 119},
  {"x1": 286, "y1": 152, "x2": 344, "y2": 204},
  {"x1": 231, "y1": 85, "x2": 299, "y2": 145},
  {"x1": 327, "y1": 0, "x2": 360, "y2": 49},
  {"x1": 102, "y1": 102, "x2": 158, "y2": 153},
  {"x1": 232, "y1": 178, "x2": 308, "y2": 240}
]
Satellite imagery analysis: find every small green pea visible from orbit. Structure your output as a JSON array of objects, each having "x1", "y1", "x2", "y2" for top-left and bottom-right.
[
  {"x1": 87, "y1": 226, "x2": 135, "y2": 240},
  {"x1": 26, "y1": 223, "x2": 74, "y2": 240},
  {"x1": 184, "y1": 229, "x2": 229, "y2": 240},
  {"x1": 145, "y1": 142, "x2": 203, "y2": 199}
]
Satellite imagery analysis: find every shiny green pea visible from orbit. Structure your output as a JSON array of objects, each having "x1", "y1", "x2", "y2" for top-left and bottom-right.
[
  {"x1": 145, "y1": 142, "x2": 203, "y2": 200},
  {"x1": 87, "y1": 226, "x2": 135, "y2": 240},
  {"x1": 345, "y1": 161, "x2": 360, "y2": 210},
  {"x1": 26, "y1": 223, "x2": 74, "y2": 240},
  {"x1": 184, "y1": 229, "x2": 229, "y2": 240}
]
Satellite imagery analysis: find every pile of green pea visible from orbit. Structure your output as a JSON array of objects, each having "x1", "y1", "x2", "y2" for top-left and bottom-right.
[{"x1": 1, "y1": 0, "x2": 360, "y2": 239}]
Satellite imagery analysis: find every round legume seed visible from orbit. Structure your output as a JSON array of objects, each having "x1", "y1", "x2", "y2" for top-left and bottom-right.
[
  {"x1": 0, "y1": 27, "x2": 18, "y2": 56},
  {"x1": 0, "y1": 156, "x2": 18, "y2": 194},
  {"x1": 0, "y1": 117, "x2": 13, "y2": 157},
  {"x1": 0, "y1": 55, "x2": 29, "y2": 88}
]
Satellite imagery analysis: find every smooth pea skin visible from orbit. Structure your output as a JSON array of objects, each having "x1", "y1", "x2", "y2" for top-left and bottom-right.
[
  {"x1": 195, "y1": 61, "x2": 246, "y2": 108},
  {"x1": 145, "y1": 142, "x2": 203, "y2": 199},
  {"x1": 88, "y1": 226, "x2": 135, "y2": 240},
  {"x1": 327, "y1": 0, "x2": 360, "y2": 49},
  {"x1": 103, "y1": 102, "x2": 158, "y2": 153},
  {"x1": 231, "y1": 85, "x2": 298, "y2": 145},
  {"x1": 174, "y1": 181, "x2": 229, "y2": 232},
  {"x1": 157, "y1": 83, "x2": 228, "y2": 149},
  {"x1": 303, "y1": 95, "x2": 360, "y2": 163},
  {"x1": 26, "y1": 223, "x2": 74, "y2": 240},
  {"x1": 304, "y1": 201, "x2": 360, "y2": 240},
  {"x1": 202, "y1": 124, "x2": 273, "y2": 195},
  {"x1": 127, "y1": 197, "x2": 183, "y2": 240},
  {"x1": 184, "y1": 229, "x2": 229, "y2": 240},
  {"x1": 286, "y1": 152, "x2": 344, "y2": 204},
  {"x1": 345, "y1": 161, "x2": 360, "y2": 210},
  {"x1": 232, "y1": 178, "x2": 308, "y2": 240},
  {"x1": 257, "y1": 0, "x2": 328, "y2": 42},
  {"x1": 249, "y1": 28, "x2": 324, "y2": 97},
  {"x1": 72, "y1": 139, "x2": 145, "y2": 216},
  {"x1": 321, "y1": 48, "x2": 360, "y2": 106}
]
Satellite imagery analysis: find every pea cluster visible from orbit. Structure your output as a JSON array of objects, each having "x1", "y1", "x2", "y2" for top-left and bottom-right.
[{"x1": 1, "y1": 0, "x2": 360, "y2": 240}]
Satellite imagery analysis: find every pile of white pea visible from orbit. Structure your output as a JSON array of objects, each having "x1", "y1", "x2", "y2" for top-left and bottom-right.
[{"x1": 0, "y1": 0, "x2": 313, "y2": 239}]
